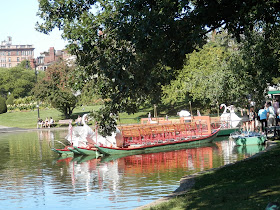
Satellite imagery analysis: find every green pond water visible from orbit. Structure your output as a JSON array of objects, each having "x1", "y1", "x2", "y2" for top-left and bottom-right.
[{"x1": 0, "y1": 130, "x2": 266, "y2": 209}]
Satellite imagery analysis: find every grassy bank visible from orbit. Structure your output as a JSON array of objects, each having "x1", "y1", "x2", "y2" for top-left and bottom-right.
[
  {"x1": 149, "y1": 142, "x2": 280, "y2": 210},
  {"x1": 0, "y1": 106, "x2": 101, "y2": 128},
  {"x1": 0, "y1": 105, "x2": 154, "y2": 129}
]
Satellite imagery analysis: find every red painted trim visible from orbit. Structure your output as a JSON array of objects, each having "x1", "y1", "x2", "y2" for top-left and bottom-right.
[{"x1": 98, "y1": 129, "x2": 220, "y2": 151}]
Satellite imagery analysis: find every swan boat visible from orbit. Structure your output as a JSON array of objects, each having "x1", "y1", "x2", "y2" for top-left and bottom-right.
[
  {"x1": 214, "y1": 104, "x2": 241, "y2": 136},
  {"x1": 51, "y1": 114, "x2": 104, "y2": 157},
  {"x1": 95, "y1": 116, "x2": 220, "y2": 156}
]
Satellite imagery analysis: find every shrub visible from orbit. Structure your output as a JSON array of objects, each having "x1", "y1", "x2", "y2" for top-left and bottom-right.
[
  {"x1": 0, "y1": 96, "x2": 7, "y2": 114},
  {"x1": 6, "y1": 94, "x2": 15, "y2": 105}
]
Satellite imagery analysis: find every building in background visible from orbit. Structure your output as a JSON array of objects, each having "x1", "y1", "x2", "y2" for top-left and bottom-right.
[
  {"x1": 0, "y1": 36, "x2": 34, "y2": 68},
  {"x1": 0, "y1": 36, "x2": 74, "y2": 70},
  {"x1": 35, "y1": 47, "x2": 75, "y2": 70}
]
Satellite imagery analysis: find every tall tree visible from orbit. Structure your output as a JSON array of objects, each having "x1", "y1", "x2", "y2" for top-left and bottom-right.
[
  {"x1": 162, "y1": 36, "x2": 249, "y2": 111},
  {"x1": 36, "y1": 0, "x2": 280, "y2": 133},
  {"x1": 33, "y1": 61, "x2": 77, "y2": 118}
]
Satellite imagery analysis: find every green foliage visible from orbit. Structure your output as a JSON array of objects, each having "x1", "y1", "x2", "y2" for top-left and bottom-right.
[
  {"x1": 33, "y1": 61, "x2": 77, "y2": 118},
  {"x1": 77, "y1": 79, "x2": 103, "y2": 106},
  {"x1": 6, "y1": 96, "x2": 45, "y2": 112},
  {"x1": 162, "y1": 36, "x2": 249, "y2": 112},
  {"x1": 240, "y1": 28, "x2": 280, "y2": 108},
  {"x1": 17, "y1": 60, "x2": 31, "y2": 69},
  {"x1": 6, "y1": 94, "x2": 15, "y2": 105},
  {"x1": 0, "y1": 67, "x2": 36, "y2": 99},
  {"x1": 0, "y1": 96, "x2": 7, "y2": 114}
]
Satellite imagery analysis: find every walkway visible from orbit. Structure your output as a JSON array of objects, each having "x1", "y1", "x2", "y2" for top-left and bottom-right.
[
  {"x1": 0, "y1": 125, "x2": 27, "y2": 133},
  {"x1": 0, "y1": 125, "x2": 68, "y2": 133}
]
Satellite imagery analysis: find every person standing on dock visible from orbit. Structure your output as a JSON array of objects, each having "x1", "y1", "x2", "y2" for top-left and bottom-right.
[
  {"x1": 249, "y1": 106, "x2": 257, "y2": 131},
  {"x1": 258, "y1": 105, "x2": 268, "y2": 134},
  {"x1": 266, "y1": 101, "x2": 276, "y2": 127}
]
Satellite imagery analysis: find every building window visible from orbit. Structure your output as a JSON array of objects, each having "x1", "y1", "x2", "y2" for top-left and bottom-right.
[
  {"x1": 17, "y1": 57, "x2": 19, "y2": 62},
  {"x1": 17, "y1": 51, "x2": 19, "y2": 55},
  {"x1": 9, "y1": 63, "x2": 11, "y2": 67},
  {"x1": 8, "y1": 52, "x2": 10, "y2": 56},
  {"x1": 8, "y1": 57, "x2": 11, "y2": 62}
]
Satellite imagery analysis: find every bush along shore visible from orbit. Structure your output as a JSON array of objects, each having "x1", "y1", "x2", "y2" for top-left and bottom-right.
[{"x1": 140, "y1": 141, "x2": 280, "y2": 210}]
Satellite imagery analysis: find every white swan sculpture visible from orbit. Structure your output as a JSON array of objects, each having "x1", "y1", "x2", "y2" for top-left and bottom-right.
[
  {"x1": 220, "y1": 104, "x2": 241, "y2": 128},
  {"x1": 66, "y1": 114, "x2": 122, "y2": 147}
]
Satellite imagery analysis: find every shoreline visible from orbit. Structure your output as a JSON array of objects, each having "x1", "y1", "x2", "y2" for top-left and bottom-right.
[
  {"x1": 133, "y1": 140, "x2": 278, "y2": 210},
  {"x1": 0, "y1": 125, "x2": 68, "y2": 133}
]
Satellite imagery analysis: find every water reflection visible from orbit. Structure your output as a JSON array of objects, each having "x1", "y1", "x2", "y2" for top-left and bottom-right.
[{"x1": 0, "y1": 130, "x2": 267, "y2": 209}]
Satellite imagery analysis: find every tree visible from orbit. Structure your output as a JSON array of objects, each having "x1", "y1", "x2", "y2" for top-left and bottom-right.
[
  {"x1": 239, "y1": 28, "x2": 280, "y2": 108},
  {"x1": 162, "y1": 36, "x2": 247, "y2": 111},
  {"x1": 17, "y1": 60, "x2": 31, "y2": 69},
  {"x1": 36, "y1": 0, "x2": 280, "y2": 133},
  {"x1": 0, "y1": 67, "x2": 36, "y2": 99},
  {"x1": 0, "y1": 96, "x2": 7, "y2": 114},
  {"x1": 33, "y1": 61, "x2": 77, "y2": 118}
]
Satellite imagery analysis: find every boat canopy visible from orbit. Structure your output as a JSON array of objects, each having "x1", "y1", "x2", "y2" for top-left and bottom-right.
[{"x1": 268, "y1": 90, "x2": 280, "y2": 95}]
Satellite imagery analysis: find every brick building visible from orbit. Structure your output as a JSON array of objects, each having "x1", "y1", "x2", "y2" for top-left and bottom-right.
[
  {"x1": 0, "y1": 36, "x2": 34, "y2": 68},
  {"x1": 35, "y1": 47, "x2": 75, "y2": 70}
]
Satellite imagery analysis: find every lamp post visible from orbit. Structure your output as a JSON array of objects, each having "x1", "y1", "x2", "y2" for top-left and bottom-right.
[{"x1": 34, "y1": 60, "x2": 40, "y2": 119}]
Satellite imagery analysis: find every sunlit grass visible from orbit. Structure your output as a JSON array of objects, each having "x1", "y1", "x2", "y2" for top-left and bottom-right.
[
  {"x1": 0, "y1": 105, "x2": 169, "y2": 128},
  {"x1": 149, "y1": 142, "x2": 280, "y2": 210},
  {"x1": 0, "y1": 105, "x2": 102, "y2": 129}
]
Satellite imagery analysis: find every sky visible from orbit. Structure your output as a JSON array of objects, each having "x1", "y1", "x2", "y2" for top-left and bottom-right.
[{"x1": 0, "y1": 0, "x2": 68, "y2": 57}]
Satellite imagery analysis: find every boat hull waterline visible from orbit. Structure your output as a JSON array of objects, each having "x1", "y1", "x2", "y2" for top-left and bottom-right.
[
  {"x1": 235, "y1": 136, "x2": 267, "y2": 146},
  {"x1": 95, "y1": 129, "x2": 220, "y2": 156},
  {"x1": 217, "y1": 128, "x2": 239, "y2": 136},
  {"x1": 52, "y1": 146, "x2": 89, "y2": 156},
  {"x1": 51, "y1": 147, "x2": 74, "y2": 156},
  {"x1": 73, "y1": 147, "x2": 103, "y2": 157}
]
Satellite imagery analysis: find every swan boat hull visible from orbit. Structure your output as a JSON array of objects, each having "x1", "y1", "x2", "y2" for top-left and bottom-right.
[
  {"x1": 52, "y1": 146, "x2": 88, "y2": 156},
  {"x1": 51, "y1": 147, "x2": 74, "y2": 156},
  {"x1": 95, "y1": 129, "x2": 219, "y2": 156},
  {"x1": 217, "y1": 128, "x2": 240, "y2": 136},
  {"x1": 73, "y1": 146, "x2": 103, "y2": 157}
]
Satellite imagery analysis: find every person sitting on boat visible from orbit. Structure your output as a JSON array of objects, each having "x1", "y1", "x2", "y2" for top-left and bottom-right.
[
  {"x1": 258, "y1": 105, "x2": 268, "y2": 134},
  {"x1": 266, "y1": 101, "x2": 276, "y2": 127}
]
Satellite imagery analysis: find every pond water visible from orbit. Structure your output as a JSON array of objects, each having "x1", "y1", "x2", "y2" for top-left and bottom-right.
[{"x1": 0, "y1": 129, "x2": 266, "y2": 209}]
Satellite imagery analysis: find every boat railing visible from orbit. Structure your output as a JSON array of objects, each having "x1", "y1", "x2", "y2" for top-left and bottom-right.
[{"x1": 119, "y1": 120, "x2": 213, "y2": 146}]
